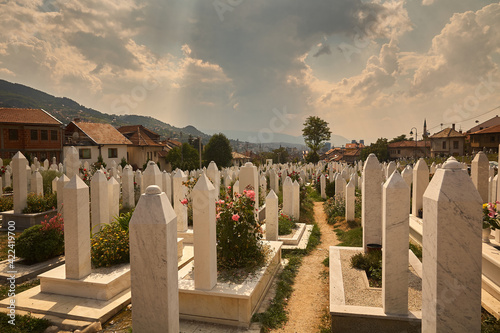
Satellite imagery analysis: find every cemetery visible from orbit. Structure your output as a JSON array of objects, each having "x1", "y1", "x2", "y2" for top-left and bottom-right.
[{"x1": 0, "y1": 143, "x2": 499, "y2": 333}]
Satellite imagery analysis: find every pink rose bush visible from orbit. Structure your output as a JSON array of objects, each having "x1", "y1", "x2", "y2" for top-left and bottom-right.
[{"x1": 216, "y1": 185, "x2": 265, "y2": 270}]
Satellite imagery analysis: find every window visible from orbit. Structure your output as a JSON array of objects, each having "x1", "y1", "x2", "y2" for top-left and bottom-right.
[
  {"x1": 108, "y1": 148, "x2": 118, "y2": 158},
  {"x1": 41, "y1": 130, "x2": 48, "y2": 140},
  {"x1": 397, "y1": 150, "x2": 401, "y2": 154},
  {"x1": 79, "y1": 148, "x2": 91, "y2": 159},
  {"x1": 442, "y1": 141, "x2": 446, "y2": 150},
  {"x1": 8, "y1": 129, "x2": 18, "y2": 141},
  {"x1": 40, "y1": 152, "x2": 47, "y2": 160},
  {"x1": 491, "y1": 136, "x2": 496, "y2": 143},
  {"x1": 51, "y1": 130, "x2": 58, "y2": 141},
  {"x1": 453, "y1": 141, "x2": 459, "y2": 149},
  {"x1": 31, "y1": 130, "x2": 38, "y2": 141}
]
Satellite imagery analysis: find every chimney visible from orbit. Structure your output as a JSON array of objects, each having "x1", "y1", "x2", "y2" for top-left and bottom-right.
[{"x1": 452, "y1": 124, "x2": 455, "y2": 130}]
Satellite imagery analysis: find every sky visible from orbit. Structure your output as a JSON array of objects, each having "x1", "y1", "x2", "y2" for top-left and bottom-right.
[{"x1": 1, "y1": 0, "x2": 500, "y2": 145}]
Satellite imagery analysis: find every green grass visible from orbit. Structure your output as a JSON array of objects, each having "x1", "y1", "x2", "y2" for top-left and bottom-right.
[
  {"x1": 0, "y1": 312, "x2": 50, "y2": 333},
  {"x1": 335, "y1": 227, "x2": 362, "y2": 247},
  {"x1": 308, "y1": 188, "x2": 324, "y2": 202},
  {"x1": 482, "y1": 308, "x2": 500, "y2": 332},
  {"x1": 252, "y1": 255, "x2": 303, "y2": 331},
  {"x1": 409, "y1": 242, "x2": 422, "y2": 261},
  {"x1": 0, "y1": 280, "x2": 40, "y2": 300}
]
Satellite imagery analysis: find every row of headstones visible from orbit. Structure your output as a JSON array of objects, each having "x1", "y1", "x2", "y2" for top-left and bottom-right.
[{"x1": 361, "y1": 153, "x2": 483, "y2": 332}]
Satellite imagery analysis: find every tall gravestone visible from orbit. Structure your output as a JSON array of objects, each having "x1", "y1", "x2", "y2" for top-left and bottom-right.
[
  {"x1": 362, "y1": 153, "x2": 382, "y2": 251},
  {"x1": 64, "y1": 176, "x2": 91, "y2": 280},
  {"x1": 64, "y1": 146, "x2": 80, "y2": 179},
  {"x1": 122, "y1": 166, "x2": 135, "y2": 209},
  {"x1": 173, "y1": 170, "x2": 188, "y2": 232},
  {"x1": 471, "y1": 151, "x2": 489, "y2": 203},
  {"x1": 422, "y1": 158, "x2": 482, "y2": 332},
  {"x1": 108, "y1": 177, "x2": 120, "y2": 223},
  {"x1": 130, "y1": 186, "x2": 179, "y2": 332},
  {"x1": 192, "y1": 174, "x2": 217, "y2": 290},
  {"x1": 12, "y1": 152, "x2": 28, "y2": 214},
  {"x1": 382, "y1": 171, "x2": 410, "y2": 315},
  {"x1": 91, "y1": 170, "x2": 109, "y2": 233},
  {"x1": 239, "y1": 162, "x2": 259, "y2": 211},
  {"x1": 266, "y1": 190, "x2": 279, "y2": 241},
  {"x1": 412, "y1": 158, "x2": 429, "y2": 217},
  {"x1": 143, "y1": 161, "x2": 162, "y2": 192},
  {"x1": 345, "y1": 179, "x2": 355, "y2": 222}
]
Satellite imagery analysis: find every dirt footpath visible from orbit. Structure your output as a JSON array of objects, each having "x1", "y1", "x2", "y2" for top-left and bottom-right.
[{"x1": 272, "y1": 202, "x2": 339, "y2": 333}]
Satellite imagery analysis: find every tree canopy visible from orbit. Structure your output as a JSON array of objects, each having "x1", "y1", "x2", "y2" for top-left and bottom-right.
[
  {"x1": 302, "y1": 116, "x2": 331, "y2": 157},
  {"x1": 165, "y1": 143, "x2": 200, "y2": 171},
  {"x1": 203, "y1": 133, "x2": 233, "y2": 168},
  {"x1": 359, "y1": 138, "x2": 389, "y2": 161}
]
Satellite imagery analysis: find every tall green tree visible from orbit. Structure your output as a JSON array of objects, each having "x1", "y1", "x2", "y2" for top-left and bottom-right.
[
  {"x1": 360, "y1": 138, "x2": 389, "y2": 161},
  {"x1": 165, "y1": 143, "x2": 200, "y2": 171},
  {"x1": 302, "y1": 116, "x2": 331, "y2": 162},
  {"x1": 203, "y1": 133, "x2": 233, "y2": 167}
]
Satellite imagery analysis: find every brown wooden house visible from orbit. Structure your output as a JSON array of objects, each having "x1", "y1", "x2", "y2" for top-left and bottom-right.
[{"x1": 0, "y1": 108, "x2": 63, "y2": 162}]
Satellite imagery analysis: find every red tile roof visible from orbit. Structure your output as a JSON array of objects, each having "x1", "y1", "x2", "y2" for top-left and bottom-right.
[
  {"x1": 430, "y1": 128, "x2": 465, "y2": 138},
  {"x1": 73, "y1": 122, "x2": 132, "y2": 145},
  {"x1": 0, "y1": 108, "x2": 62, "y2": 125},
  {"x1": 118, "y1": 125, "x2": 162, "y2": 146},
  {"x1": 470, "y1": 124, "x2": 500, "y2": 135},
  {"x1": 388, "y1": 140, "x2": 430, "y2": 148}
]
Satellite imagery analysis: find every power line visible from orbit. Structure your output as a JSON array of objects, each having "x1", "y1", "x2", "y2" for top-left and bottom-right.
[{"x1": 427, "y1": 104, "x2": 500, "y2": 132}]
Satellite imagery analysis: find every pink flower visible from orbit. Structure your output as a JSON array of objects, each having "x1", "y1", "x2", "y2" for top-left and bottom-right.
[
  {"x1": 216, "y1": 213, "x2": 220, "y2": 219},
  {"x1": 227, "y1": 186, "x2": 231, "y2": 190},
  {"x1": 489, "y1": 212, "x2": 496, "y2": 218},
  {"x1": 180, "y1": 198, "x2": 188, "y2": 205},
  {"x1": 232, "y1": 214, "x2": 240, "y2": 221},
  {"x1": 245, "y1": 190, "x2": 255, "y2": 201}
]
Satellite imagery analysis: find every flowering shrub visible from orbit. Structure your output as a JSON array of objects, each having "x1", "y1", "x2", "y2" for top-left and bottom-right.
[
  {"x1": 287, "y1": 171, "x2": 300, "y2": 183},
  {"x1": 483, "y1": 202, "x2": 500, "y2": 229},
  {"x1": 278, "y1": 213, "x2": 297, "y2": 235},
  {"x1": 21, "y1": 193, "x2": 57, "y2": 214},
  {"x1": 16, "y1": 213, "x2": 64, "y2": 263},
  {"x1": 91, "y1": 221, "x2": 130, "y2": 268},
  {"x1": 216, "y1": 187, "x2": 265, "y2": 270},
  {"x1": 0, "y1": 195, "x2": 13, "y2": 212}
]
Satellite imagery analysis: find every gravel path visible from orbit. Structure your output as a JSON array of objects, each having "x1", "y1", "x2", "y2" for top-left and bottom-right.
[{"x1": 272, "y1": 201, "x2": 339, "y2": 333}]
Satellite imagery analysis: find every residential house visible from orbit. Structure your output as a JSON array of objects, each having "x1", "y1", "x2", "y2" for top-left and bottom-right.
[
  {"x1": 0, "y1": 108, "x2": 63, "y2": 162},
  {"x1": 232, "y1": 151, "x2": 251, "y2": 166},
  {"x1": 118, "y1": 125, "x2": 168, "y2": 170},
  {"x1": 469, "y1": 124, "x2": 500, "y2": 153},
  {"x1": 429, "y1": 125, "x2": 466, "y2": 157},
  {"x1": 467, "y1": 115, "x2": 500, "y2": 133},
  {"x1": 64, "y1": 121, "x2": 131, "y2": 166},
  {"x1": 388, "y1": 140, "x2": 430, "y2": 159}
]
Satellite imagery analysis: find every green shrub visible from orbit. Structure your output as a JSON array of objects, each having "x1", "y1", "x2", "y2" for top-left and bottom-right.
[
  {"x1": 350, "y1": 251, "x2": 382, "y2": 286},
  {"x1": 40, "y1": 170, "x2": 62, "y2": 195},
  {"x1": 91, "y1": 221, "x2": 130, "y2": 268},
  {"x1": 21, "y1": 193, "x2": 57, "y2": 214},
  {"x1": 278, "y1": 213, "x2": 296, "y2": 235},
  {"x1": 0, "y1": 312, "x2": 51, "y2": 333},
  {"x1": 3, "y1": 186, "x2": 13, "y2": 193},
  {"x1": 0, "y1": 195, "x2": 13, "y2": 212},
  {"x1": 114, "y1": 209, "x2": 134, "y2": 232},
  {"x1": 324, "y1": 197, "x2": 345, "y2": 223},
  {"x1": 16, "y1": 213, "x2": 64, "y2": 263},
  {"x1": 325, "y1": 180, "x2": 335, "y2": 198}
]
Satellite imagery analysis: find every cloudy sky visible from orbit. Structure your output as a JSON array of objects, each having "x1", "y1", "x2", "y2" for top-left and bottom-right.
[{"x1": 1, "y1": 0, "x2": 500, "y2": 144}]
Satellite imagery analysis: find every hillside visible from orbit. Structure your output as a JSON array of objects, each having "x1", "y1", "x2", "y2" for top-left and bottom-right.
[{"x1": 0, "y1": 79, "x2": 210, "y2": 141}]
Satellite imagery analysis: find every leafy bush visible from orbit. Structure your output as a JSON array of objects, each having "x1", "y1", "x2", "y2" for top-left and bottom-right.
[
  {"x1": 0, "y1": 312, "x2": 51, "y2": 333},
  {"x1": 91, "y1": 221, "x2": 130, "y2": 268},
  {"x1": 40, "y1": 169, "x2": 62, "y2": 195},
  {"x1": 22, "y1": 193, "x2": 57, "y2": 214},
  {"x1": 16, "y1": 213, "x2": 64, "y2": 263},
  {"x1": 278, "y1": 213, "x2": 296, "y2": 235},
  {"x1": 324, "y1": 197, "x2": 345, "y2": 224},
  {"x1": 325, "y1": 180, "x2": 335, "y2": 198},
  {"x1": 115, "y1": 209, "x2": 134, "y2": 232},
  {"x1": 216, "y1": 187, "x2": 265, "y2": 270},
  {"x1": 350, "y1": 250, "x2": 382, "y2": 287},
  {"x1": 3, "y1": 186, "x2": 13, "y2": 193},
  {"x1": 0, "y1": 195, "x2": 13, "y2": 212}
]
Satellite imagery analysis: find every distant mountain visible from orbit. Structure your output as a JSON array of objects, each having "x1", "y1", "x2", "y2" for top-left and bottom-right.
[
  {"x1": 202, "y1": 129, "x2": 350, "y2": 148},
  {"x1": 0, "y1": 79, "x2": 209, "y2": 141}
]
